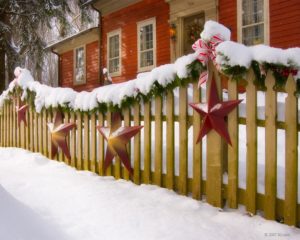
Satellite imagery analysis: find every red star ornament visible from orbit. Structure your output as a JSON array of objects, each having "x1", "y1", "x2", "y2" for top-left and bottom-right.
[
  {"x1": 97, "y1": 112, "x2": 143, "y2": 175},
  {"x1": 48, "y1": 111, "x2": 75, "y2": 160},
  {"x1": 189, "y1": 77, "x2": 242, "y2": 145},
  {"x1": 16, "y1": 101, "x2": 28, "y2": 127}
]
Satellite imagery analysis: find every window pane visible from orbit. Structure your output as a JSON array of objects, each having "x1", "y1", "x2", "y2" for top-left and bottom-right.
[
  {"x1": 140, "y1": 50, "x2": 153, "y2": 68},
  {"x1": 109, "y1": 58, "x2": 119, "y2": 73},
  {"x1": 75, "y1": 47, "x2": 84, "y2": 83},
  {"x1": 242, "y1": 23, "x2": 264, "y2": 45},
  {"x1": 109, "y1": 35, "x2": 119, "y2": 58},
  {"x1": 242, "y1": 0, "x2": 264, "y2": 26},
  {"x1": 108, "y1": 33, "x2": 120, "y2": 73},
  {"x1": 140, "y1": 24, "x2": 153, "y2": 51}
]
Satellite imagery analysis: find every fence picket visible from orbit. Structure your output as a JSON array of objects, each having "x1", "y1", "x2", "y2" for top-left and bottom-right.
[
  {"x1": 33, "y1": 112, "x2": 38, "y2": 152},
  {"x1": 76, "y1": 112, "x2": 82, "y2": 169},
  {"x1": 123, "y1": 108, "x2": 131, "y2": 180},
  {"x1": 29, "y1": 106, "x2": 34, "y2": 151},
  {"x1": 70, "y1": 112, "x2": 76, "y2": 167},
  {"x1": 42, "y1": 110, "x2": 47, "y2": 156},
  {"x1": 227, "y1": 77, "x2": 239, "y2": 208},
  {"x1": 25, "y1": 104, "x2": 29, "y2": 149},
  {"x1": 47, "y1": 110, "x2": 52, "y2": 159},
  {"x1": 98, "y1": 112, "x2": 104, "y2": 176},
  {"x1": 143, "y1": 101, "x2": 151, "y2": 184},
  {"x1": 284, "y1": 74, "x2": 298, "y2": 226},
  {"x1": 8, "y1": 102, "x2": 11, "y2": 147},
  {"x1": 90, "y1": 112, "x2": 97, "y2": 173},
  {"x1": 83, "y1": 113, "x2": 90, "y2": 170},
  {"x1": 105, "y1": 111, "x2": 112, "y2": 176},
  {"x1": 192, "y1": 82, "x2": 202, "y2": 200},
  {"x1": 264, "y1": 71, "x2": 277, "y2": 220},
  {"x1": 246, "y1": 69, "x2": 257, "y2": 214},
  {"x1": 206, "y1": 63, "x2": 223, "y2": 207},
  {"x1": 64, "y1": 112, "x2": 70, "y2": 165},
  {"x1": 154, "y1": 96, "x2": 163, "y2": 186},
  {"x1": 166, "y1": 91, "x2": 174, "y2": 190},
  {"x1": 179, "y1": 86, "x2": 188, "y2": 195},
  {"x1": 134, "y1": 103, "x2": 141, "y2": 184}
]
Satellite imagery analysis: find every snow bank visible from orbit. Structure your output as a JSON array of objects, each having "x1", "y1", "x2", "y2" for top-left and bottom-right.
[{"x1": 0, "y1": 147, "x2": 299, "y2": 240}]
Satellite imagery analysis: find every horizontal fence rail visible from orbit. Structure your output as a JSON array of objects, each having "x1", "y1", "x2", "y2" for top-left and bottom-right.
[{"x1": 0, "y1": 64, "x2": 299, "y2": 227}]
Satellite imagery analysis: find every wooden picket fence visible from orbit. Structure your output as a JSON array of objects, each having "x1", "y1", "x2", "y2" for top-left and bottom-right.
[{"x1": 0, "y1": 63, "x2": 299, "y2": 226}]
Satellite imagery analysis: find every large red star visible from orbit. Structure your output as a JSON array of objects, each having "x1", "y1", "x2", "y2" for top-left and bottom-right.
[
  {"x1": 48, "y1": 111, "x2": 75, "y2": 160},
  {"x1": 189, "y1": 77, "x2": 242, "y2": 145},
  {"x1": 97, "y1": 112, "x2": 143, "y2": 175},
  {"x1": 16, "y1": 101, "x2": 28, "y2": 127}
]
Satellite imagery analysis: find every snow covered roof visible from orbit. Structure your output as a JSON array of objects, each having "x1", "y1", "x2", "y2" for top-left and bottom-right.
[{"x1": 46, "y1": 27, "x2": 99, "y2": 54}]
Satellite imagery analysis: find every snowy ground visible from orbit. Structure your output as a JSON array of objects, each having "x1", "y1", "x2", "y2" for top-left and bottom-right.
[{"x1": 0, "y1": 147, "x2": 299, "y2": 240}]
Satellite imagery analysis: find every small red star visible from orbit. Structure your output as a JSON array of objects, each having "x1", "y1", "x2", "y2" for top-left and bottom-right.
[
  {"x1": 189, "y1": 77, "x2": 242, "y2": 145},
  {"x1": 48, "y1": 111, "x2": 75, "y2": 160},
  {"x1": 97, "y1": 112, "x2": 143, "y2": 175},
  {"x1": 16, "y1": 102, "x2": 28, "y2": 127}
]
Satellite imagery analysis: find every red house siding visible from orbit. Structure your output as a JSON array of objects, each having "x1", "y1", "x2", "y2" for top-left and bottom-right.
[
  {"x1": 60, "y1": 41, "x2": 100, "y2": 91},
  {"x1": 219, "y1": 0, "x2": 300, "y2": 48},
  {"x1": 60, "y1": 50, "x2": 73, "y2": 88},
  {"x1": 101, "y1": 0, "x2": 170, "y2": 83},
  {"x1": 269, "y1": 0, "x2": 300, "y2": 48},
  {"x1": 218, "y1": 0, "x2": 237, "y2": 41}
]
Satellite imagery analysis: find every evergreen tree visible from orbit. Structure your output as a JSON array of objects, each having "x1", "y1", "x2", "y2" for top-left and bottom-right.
[{"x1": 0, "y1": 0, "x2": 92, "y2": 92}]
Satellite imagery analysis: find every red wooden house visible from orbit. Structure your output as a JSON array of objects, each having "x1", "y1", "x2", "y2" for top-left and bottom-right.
[{"x1": 48, "y1": 0, "x2": 300, "y2": 91}]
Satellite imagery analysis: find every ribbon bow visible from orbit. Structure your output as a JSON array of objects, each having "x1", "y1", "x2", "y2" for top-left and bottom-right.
[{"x1": 192, "y1": 34, "x2": 224, "y2": 87}]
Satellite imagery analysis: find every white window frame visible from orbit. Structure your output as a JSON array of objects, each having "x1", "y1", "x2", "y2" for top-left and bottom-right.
[
  {"x1": 237, "y1": 0, "x2": 269, "y2": 45},
  {"x1": 107, "y1": 29, "x2": 122, "y2": 77},
  {"x1": 137, "y1": 17, "x2": 157, "y2": 72},
  {"x1": 73, "y1": 45, "x2": 86, "y2": 85}
]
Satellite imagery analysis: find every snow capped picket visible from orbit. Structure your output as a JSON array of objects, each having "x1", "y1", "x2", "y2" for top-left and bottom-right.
[
  {"x1": 216, "y1": 42, "x2": 300, "y2": 70},
  {"x1": 200, "y1": 20, "x2": 231, "y2": 42}
]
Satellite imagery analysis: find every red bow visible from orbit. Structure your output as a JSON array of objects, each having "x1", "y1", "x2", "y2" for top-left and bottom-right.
[{"x1": 192, "y1": 34, "x2": 224, "y2": 87}]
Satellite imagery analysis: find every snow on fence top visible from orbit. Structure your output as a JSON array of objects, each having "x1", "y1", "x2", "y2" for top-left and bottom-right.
[{"x1": 0, "y1": 21, "x2": 299, "y2": 113}]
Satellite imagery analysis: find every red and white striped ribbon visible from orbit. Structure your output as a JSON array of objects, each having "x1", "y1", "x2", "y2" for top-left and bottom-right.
[{"x1": 192, "y1": 34, "x2": 224, "y2": 87}]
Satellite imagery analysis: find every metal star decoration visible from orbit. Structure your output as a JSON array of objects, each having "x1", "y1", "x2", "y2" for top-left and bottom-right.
[
  {"x1": 16, "y1": 101, "x2": 28, "y2": 127},
  {"x1": 97, "y1": 112, "x2": 143, "y2": 175},
  {"x1": 48, "y1": 111, "x2": 75, "y2": 160},
  {"x1": 189, "y1": 77, "x2": 242, "y2": 145}
]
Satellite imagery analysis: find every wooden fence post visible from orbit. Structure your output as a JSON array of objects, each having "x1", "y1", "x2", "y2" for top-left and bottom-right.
[
  {"x1": 284, "y1": 74, "x2": 298, "y2": 226},
  {"x1": 83, "y1": 112, "x2": 90, "y2": 170},
  {"x1": 264, "y1": 71, "x2": 277, "y2": 220},
  {"x1": 123, "y1": 107, "x2": 131, "y2": 180},
  {"x1": 227, "y1": 76, "x2": 239, "y2": 208},
  {"x1": 143, "y1": 101, "x2": 151, "y2": 184},
  {"x1": 90, "y1": 112, "x2": 97, "y2": 173},
  {"x1": 246, "y1": 69, "x2": 257, "y2": 214},
  {"x1": 133, "y1": 102, "x2": 141, "y2": 184},
  {"x1": 166, "y1": 90, "x2": 174, "y2": 190},
  {"x1": 154, "y1": 96, "x2": 163, "y2": 187},
  {"x1": 192, "y1": 82, "x2": 202, "y2": 200},
  {"x1": 206, "y1": 62, "x2": 223, "y2": 207},
  {"x1": 98, "y1": 112, "x2": 104, "y2": 176},
  {"x1": 179, "y1": 86, "x2": 188, "y2": 195}
]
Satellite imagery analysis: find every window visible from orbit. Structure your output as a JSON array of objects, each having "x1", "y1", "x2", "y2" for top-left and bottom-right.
[
  {"x1": 238, "y1": 0, "x2": 269, "y2": 45},
  {"x1": 137, "y1": 18, "x2": 156, "y2": 72},
  {"x1": 74, "y1": 46, "x2": 86, "y2": 85},
  {"x1": 107, "y1": 29, "x2": 121, "y2": 76}
]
